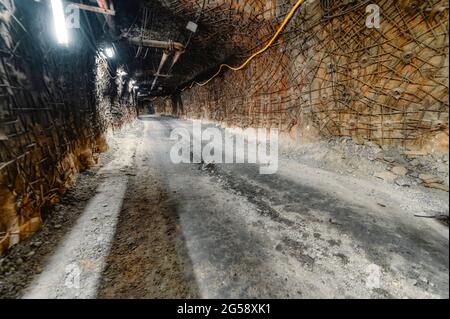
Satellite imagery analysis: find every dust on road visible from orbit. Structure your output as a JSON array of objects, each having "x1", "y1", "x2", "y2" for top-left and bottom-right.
[{"x1": 1, "y1": 116, "x2": 448, "y2": 299}]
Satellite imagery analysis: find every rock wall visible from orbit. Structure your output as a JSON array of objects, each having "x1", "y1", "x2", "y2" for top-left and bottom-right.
[
  {"x1": 0, "y1": 1, "x2": 134, "y2": 253},
  {"x1": 156, "y1": 0, "x2": 449, "y2": 153}
]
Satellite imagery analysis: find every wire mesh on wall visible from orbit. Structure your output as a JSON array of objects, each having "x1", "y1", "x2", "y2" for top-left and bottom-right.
[
  {"x1": 156, "y1": 0, "x2": 449, "y2": 150},
  {"x1": 0, "y1": 1, "x2": 134, "y2": 250}
]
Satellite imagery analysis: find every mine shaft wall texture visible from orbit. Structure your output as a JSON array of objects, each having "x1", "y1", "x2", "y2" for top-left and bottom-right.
[
  {"x1": 0, "y1": 1, "x2": 134, "y2": 253},
  {"x1": 157, "y1": 0, "x2": 449, "y2": 152}
]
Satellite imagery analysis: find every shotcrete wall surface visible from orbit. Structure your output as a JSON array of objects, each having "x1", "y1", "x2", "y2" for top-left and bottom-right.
[{"x1": 157, "y1": 0, "x2": 449, "y2": 153}]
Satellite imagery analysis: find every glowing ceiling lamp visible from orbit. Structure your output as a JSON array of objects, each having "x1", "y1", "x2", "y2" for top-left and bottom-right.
[
  {"x1": 105, "y1": 47, "x2": 115, "y2": 58},
  {"x1": 51, "y1": 0, "x2": 69, "y2": 45}
]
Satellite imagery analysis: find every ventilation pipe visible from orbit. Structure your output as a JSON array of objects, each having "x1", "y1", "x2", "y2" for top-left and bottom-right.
[{"x1": 126, "y1": 37, "x2": 185, "y2": 51}]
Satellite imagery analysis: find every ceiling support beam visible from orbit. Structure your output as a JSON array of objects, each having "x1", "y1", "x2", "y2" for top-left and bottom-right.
[
  {"x1": 126, "y1": 37, "x2": 185, "y2": 51},
  {"x1": 151, "y1": 50, "x2": 171, "y2": 92},
  {"x1": 125, "y1": 36, "x2": 186, "y2": 93}
]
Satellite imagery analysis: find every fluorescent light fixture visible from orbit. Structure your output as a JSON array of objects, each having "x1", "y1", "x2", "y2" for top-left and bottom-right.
[
  {"x1": 105, "y1": 47, "x2": 114, "y2": 58},
  {"x1": 51, "y1": 0, "x2": 69, "y2": 45}
]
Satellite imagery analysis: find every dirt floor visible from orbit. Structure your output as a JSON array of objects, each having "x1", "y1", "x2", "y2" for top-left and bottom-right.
[
  {"x1": 0, "y1": 116, "x2": 448, "y2": 299},
  {"x1": 0, "y1": 168, "x2": 104, "y2": 298},
  {"x1": 96, "y1": 156, "x2": 199, "y2": 298}
]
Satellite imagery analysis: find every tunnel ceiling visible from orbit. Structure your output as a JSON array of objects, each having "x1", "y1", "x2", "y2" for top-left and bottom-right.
[{"x1": 113, "y1": 0, "x2": 290, "y2": 94}]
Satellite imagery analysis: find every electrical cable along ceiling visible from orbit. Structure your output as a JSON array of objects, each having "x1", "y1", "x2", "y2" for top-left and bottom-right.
[
  {"x1": 138, "y1": 0, "x2": 448, "y2": 150},
  {"x1": 114, "y1": 0, "x2": 302, "y2": 95}
]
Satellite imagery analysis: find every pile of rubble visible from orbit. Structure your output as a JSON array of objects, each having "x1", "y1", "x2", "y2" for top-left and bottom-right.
[
  {"x1": 282, "y1": 136, "x2": 449, "y2": 193},
  {"x1": 372, "y1": 150, "x2": 449, "y2": 192}
]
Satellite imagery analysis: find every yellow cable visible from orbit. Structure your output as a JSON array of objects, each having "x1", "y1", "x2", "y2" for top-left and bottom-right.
[{"x1": 181, "y1": 0, "x2": 304, "y2": 92}]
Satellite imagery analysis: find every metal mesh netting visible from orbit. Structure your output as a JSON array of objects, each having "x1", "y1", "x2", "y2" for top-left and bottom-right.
[
  {"x1": 0, "y1": 1, "x2": 134, "y2": 248},
  {"x1": 155, "y1": 0, "x2": 449, "y2": 149}
]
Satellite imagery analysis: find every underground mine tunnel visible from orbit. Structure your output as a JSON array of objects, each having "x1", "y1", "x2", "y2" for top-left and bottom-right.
[{"x1": 0, "y1": 0, "x2": 449, "y2": 300}]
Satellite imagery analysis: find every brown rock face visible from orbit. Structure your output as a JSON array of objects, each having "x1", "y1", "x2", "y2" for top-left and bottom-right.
[
  {"x1": 419, "y1": 174, "x2": 444, "y2": 184},
  {"x1": 151, "y1": 0, "x2": 449, "y2": 152}
]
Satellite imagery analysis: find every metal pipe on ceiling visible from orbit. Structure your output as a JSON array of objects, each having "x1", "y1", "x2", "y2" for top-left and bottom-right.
[
  {"x1": 126, "y1": 37, "x2": 185, "y2": 51},
  {"x1": 125, "y1": 36, "x2": 185, "y2": 94}
]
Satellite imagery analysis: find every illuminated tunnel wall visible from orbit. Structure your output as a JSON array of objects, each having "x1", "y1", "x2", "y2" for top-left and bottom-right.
[
  {"x1": 155, "y1": 0, "x2": 449, "y2": 152},
  {"x1": 0, "y1": 1, "x2": 134, "y2": 252}
]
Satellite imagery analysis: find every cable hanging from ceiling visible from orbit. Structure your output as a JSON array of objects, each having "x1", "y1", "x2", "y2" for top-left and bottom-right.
[{"x1": 181, "y1": 0, "x2": 304, "y2": 92}]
